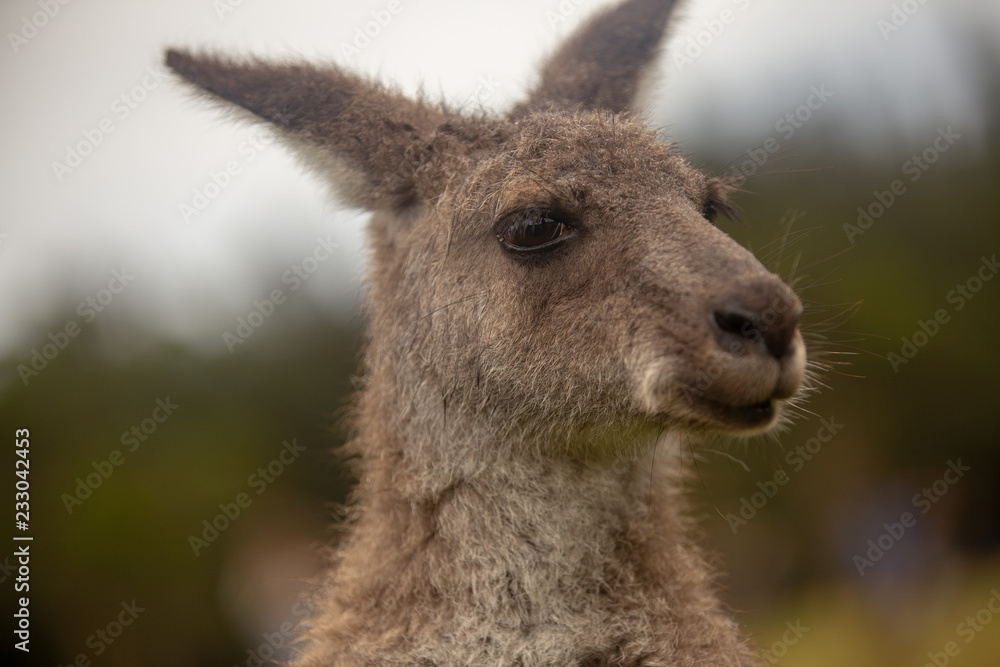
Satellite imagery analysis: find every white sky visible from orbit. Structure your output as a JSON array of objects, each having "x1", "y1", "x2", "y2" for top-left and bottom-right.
[{"x1": 1, "y1": 0, "x2": 997, "y2": 385}]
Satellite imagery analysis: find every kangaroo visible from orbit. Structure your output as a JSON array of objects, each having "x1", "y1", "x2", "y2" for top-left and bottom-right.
[{"x1": 167, "y1": 0, "x2": 806, "y2": 664}]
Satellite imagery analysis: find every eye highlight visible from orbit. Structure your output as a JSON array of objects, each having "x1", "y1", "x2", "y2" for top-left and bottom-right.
[{"x1": 496, "y1": 208, "x2": 575, "y2": 252}]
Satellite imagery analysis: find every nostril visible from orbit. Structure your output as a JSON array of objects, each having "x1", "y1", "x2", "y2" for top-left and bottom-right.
[
  {"x1": 710, "y1": 283, "x2": 802, "y2": 360},
  {"x1": 713, "y1": 309, "x2": 755, "y2": 340},
  {"x1": 712, "y1": 307, "x2": 763, "y2": 355}
]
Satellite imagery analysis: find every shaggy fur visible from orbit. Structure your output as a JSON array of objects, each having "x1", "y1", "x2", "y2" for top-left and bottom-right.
[{"x1": 167, "y1": 1, "x2": 806, "y2": 665}]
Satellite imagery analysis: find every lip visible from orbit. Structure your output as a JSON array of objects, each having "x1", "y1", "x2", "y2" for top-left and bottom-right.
[{"x1": 693, "y1": 395, "x2": 777, "y2": 431}]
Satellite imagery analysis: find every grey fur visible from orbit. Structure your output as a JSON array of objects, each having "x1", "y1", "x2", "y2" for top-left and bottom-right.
[{"x1": 167, "y1": 1, "x2": 806, "y2": 664}]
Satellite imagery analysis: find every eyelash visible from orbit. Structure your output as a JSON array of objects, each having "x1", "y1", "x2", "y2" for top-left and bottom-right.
[
  {"x1": 496, "y1": 208, "x2": 576, "y2": 252},
  {"x1": 701, "y1": 196, "x2": 737, "y2": 224}
]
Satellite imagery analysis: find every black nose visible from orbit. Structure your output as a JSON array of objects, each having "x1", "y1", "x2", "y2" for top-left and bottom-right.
[{"x1": 711, "y1": 279, "x2": 802, "y2": 359}]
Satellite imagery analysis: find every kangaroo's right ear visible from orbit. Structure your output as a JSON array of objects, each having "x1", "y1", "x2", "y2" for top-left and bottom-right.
[
  {"x1": 166, "y1": 49, "x2": 446, "y2": 211},
  {"x1": 511, "y1": 0, "x2": 679, "y2": 117}
]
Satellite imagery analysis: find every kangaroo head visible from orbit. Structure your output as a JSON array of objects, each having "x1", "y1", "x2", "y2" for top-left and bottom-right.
[{"x1": 167, "y1": 0, "x2": 805, "y2": 457}]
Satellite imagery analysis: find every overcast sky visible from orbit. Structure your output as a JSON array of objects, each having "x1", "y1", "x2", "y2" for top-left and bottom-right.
[{"x1": 1, "y1": 0, "x2": 997, "y2": 384}]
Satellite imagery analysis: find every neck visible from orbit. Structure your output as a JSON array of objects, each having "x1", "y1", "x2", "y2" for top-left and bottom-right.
[{"x1": 302, "y1": 371, "x2": 756, "y2": 666}]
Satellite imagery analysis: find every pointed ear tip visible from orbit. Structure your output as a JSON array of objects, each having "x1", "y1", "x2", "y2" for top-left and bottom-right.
[
  {"x1": 164, "y1": 48, "x2": 230, "y2": 78},
  {"x1": 164, "y1": 48, "x2": 195, "y2": 75}
]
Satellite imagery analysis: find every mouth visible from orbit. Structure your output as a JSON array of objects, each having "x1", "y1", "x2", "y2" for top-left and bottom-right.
[
  {"x1": 705, "y1": 398, "x2": 779, "y2": 432},
  {"x1": 638, "y1": 345, "x2": 805, "y2": 435},
  {"x1": 688, "y1": 337, "x2": 807, "y2": 433},
  {"x1": 694, "y1": 395, "x2": 778, "y2": 432}
]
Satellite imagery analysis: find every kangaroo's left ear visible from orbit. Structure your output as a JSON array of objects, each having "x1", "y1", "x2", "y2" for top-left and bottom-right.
[
  {"x1": 511, "y1": 0, "x2": 679, "y2": 117},
  {"x1": 166, "y1": 49, "x2": 447, "y2": 211}
]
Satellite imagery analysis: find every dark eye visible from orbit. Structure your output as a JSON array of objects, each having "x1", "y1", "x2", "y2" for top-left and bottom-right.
[{"x1": 497, "y1": 208, "x2": 574, "y2": 252}]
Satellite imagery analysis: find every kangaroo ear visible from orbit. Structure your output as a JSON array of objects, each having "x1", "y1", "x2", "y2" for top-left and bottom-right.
[
  {"x1": 512, "y1": 0, "x2": 678, "y2": 116},
  {"x1": 166, "y1": 49, "x2": 446, "y2": 211}
]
